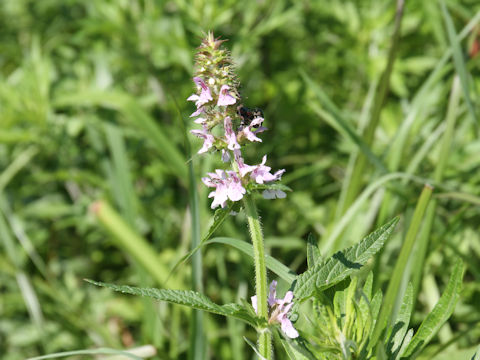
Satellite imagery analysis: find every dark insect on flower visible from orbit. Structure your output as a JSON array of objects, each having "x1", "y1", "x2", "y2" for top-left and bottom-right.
[{"x1": 237, "y1": 105, "x2": 264, "y2": 129}]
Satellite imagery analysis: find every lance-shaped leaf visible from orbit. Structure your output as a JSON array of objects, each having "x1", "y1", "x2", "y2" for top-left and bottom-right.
[
  {"x1": 86, "y1": 280, "x2": 257, "y2": 326},
  {"x1": 293, "y1": 218, "x2": 398, "y2": 302},
  {"x1": 386, "y1": 283, "x2": 414, "y2": 359},
  {"x1": 399, "y1": 259, "x2": 464, "y2": 359}
]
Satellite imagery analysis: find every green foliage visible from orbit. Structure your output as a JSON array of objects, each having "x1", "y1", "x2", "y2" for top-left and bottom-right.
[
  {"x1": 1, "y1": 0, "x2": 479, "y2": 358},
  {"x1": 294, "y1": 218, "x2": 399, "y2": 302},
  {"x1": 86, "y1": 280, "x2": 258, "y2": 327},
  {"x1": 401, "y1": 259, "x2": 465, "y2": 359},
  {"x1": 300, "y1": 259, "x2": 464, "y2": 360}
]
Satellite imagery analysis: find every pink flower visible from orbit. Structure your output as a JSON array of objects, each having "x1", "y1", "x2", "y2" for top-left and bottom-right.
[
  {"x1": 250, "y1": 281, "x2": 299, "y2": 339},
  {"x1": 193, "y1": 117, "x2": 207, "y2": 125},
  {"x1": 202, "y1": 170, "x2": 246, "y2": 208},
  {"x1": 241, "y1": 117, "x2": 265, "y2": 142},
  {"x1": 217, "y1": 84, "x2": 236, "y2": 106},
  {"x1": 187, "y1": 77, "x2": 213, "y2": 107},
  {"x1": 224, "y1": 116, "x2": 240, "y2": 150},
  {"x1": 249, "y1": 156, "x2": 285, "y2": 184},
  {"x1": 190, "y1": 106, "x2": 205, "y2": 117},
  {"x1": 271, "y1": 291, "x2": 299, "y2": 339},
  {"x1": 233, "y1": 149, "x2": 256, "y2": 177},
  {"x1": 268, "y1": 280, "x2": 278, "y2": 307},
  {"x1": 221, "y1": 149, "x2": 230, "y2": 163},
  {"x1": 233, "y1": 152, "x2": 285, "y2": 185},
  {"x1": 190, "y1": 125, "x2": 215, "y2": 154}
]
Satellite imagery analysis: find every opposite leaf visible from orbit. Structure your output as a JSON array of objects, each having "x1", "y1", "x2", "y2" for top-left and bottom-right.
[
  {"x1": 293, "y1": 218, "x2": 398, "y2": 302},
  {"x1": 86, "y1": 280, "x2": 256, "y2": 326}
]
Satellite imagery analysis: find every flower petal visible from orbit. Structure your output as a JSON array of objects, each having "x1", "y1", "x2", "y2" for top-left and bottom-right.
[
  {"x1": 217, "y1": 84, "x2": 236, "y2": 106},
  {"x1": 268, "y1": 281, "x2": 278, "y2": 307},
  {"x1": 280, "y1": 317, "x2": 299, "y2": 338},
  {"x1": 251, "y1": 295, "x2": 258, "y2": 314}
]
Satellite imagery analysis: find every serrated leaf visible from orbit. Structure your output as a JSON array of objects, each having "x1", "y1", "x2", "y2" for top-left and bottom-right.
[
  {"x1": 293, "y1": 218, "x2": 398, "y2": 302},
  {"x1": 400, "y1": 259, "x2": 464, "y2": 359},
  {"x1": 387, "y1": 283, "x2": 413, "y2": 359},
  {"x1": 280, "y1": 337, "x2": 317, "y2": 360},
  {"x1": 306, "y1": 233, "x2": 322, "y2": 269},
  {"x1": 86, "y1": 280, "x2": 257, "y2": 326}
]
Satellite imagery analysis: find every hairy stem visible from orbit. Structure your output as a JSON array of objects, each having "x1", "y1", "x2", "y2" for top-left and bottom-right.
[{"x1": 243, "y1": 194, "x2": 272, "y2": 359}]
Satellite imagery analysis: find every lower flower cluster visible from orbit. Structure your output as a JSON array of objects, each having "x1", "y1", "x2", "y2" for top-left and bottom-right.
[{"x1": 251, "y1": 281, "x2": 299, "y2": 338}]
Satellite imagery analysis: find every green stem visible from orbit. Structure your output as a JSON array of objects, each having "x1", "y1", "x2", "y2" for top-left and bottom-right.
[{"x1": 243, "y1": 194, "x2": 272, "y2": 359}]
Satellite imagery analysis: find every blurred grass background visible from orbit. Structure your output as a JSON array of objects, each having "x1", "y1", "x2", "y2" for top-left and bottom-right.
[{"x1": 1, "y1": 0, "x2": 480, "y2": 359}]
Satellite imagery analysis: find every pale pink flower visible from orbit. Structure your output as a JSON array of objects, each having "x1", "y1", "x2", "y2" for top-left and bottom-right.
[
  {"x1": 241, "y1": 117, "x2": 265, "y2": 142},
  {"x1": 190, "y1": 106, "x2": 205, "y2": 117},
  {"x1": 272, "y1": 291, "x2": 299, "y2": 339},
  {"x1": 221, "y1": 149, "x2": 231, "y2": 163},
  {"x1": 202, "y1": 170, "x2": 246, "y2": 208},
  {"x1": 193, "y1": 117, "x2": 207, "y2": 125},
  {"x1": 250, "y1": 281, "x2": 299, "y2": 339},
  {"x1": 187, "y1": 77, "x2": 213, "y2": 107},
  {"x1": 190, "y1": 126, "x2": 215, "y2": 154},
  {"x1": 217, "y1": 84, "x2": 236, "y2": 106},
  {"x1": 224, "y1": 116, "x2": 240, "y2": 150},
  {"x1": 249, "y1": 156, "x2": 285, "y2": 184},
  {"x1": 233, "y1": 149, "x2": 256, "y2": 177}
]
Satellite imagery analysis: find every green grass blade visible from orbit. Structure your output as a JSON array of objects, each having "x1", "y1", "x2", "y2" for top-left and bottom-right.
[
  {"x1": 55, "y1": 91, "x2": 188, "y2": 181},
  {"x1": 206, "y1": 237, "x2": 297, "y2": 284},
  {"x1": 104, "y1": 123, "x2": 138, "y2": 227},
  {"x1": 301, "y1": 70, "x2": 387, "y2": 174},
  {"x1": 91, "y1": 200, "x2": 183, "y2": 288},
  {"x1": 440, "y1": 2, "x2": 477, "y2": 128},
  {"x1": 322, "y1": 172, "x2": 430, "y2": 255},
  {"x1": 166, "y1": 203, "x2": 234, "y2": 282},
  {"x1": 172, "y1": 93, "x2": 206, "y2": 360},
  {"x1": 339, "y1": 0, "x2": 405, "y2": 214},
  {"x1": 26, "y1": 347, "x2": 150, "y2": 360},
  {"x1": 435, "y1": 191, "x2": 480, "y2": 206},
  {"x1": 371, "y1": 185, "x2": 433, "y2": 346},
  {"x1": 0, "y1": 146, "x2": 38, "y2": 193},
  {"x1": 400, "y1": 259, "x2": 464, "y2": 359},
  {"x1": 104, "y1": 123, "x2": 163, "y2": 348},
  {"x1": 410, "y1": 76, "x2": 462, "y2": 301}
]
